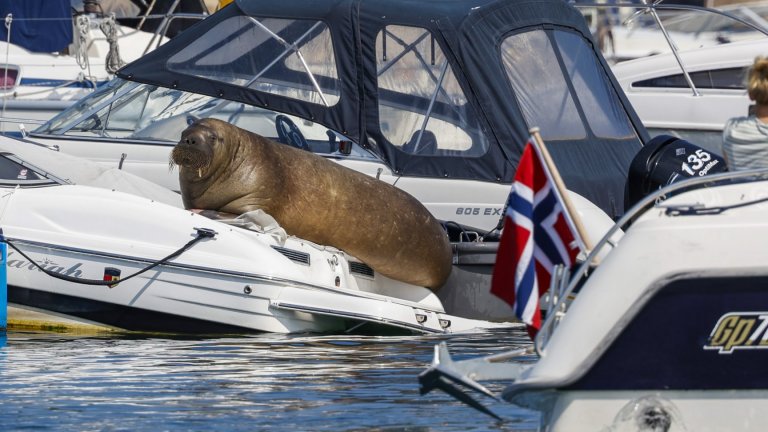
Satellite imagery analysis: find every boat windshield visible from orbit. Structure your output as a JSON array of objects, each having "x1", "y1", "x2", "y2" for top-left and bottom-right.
[
  {"x1": 33, "y1": 78, "x2": 380, "y2": 161},
  {"x1": 0, "y1": 153, "x2": 63, "y2": 187},
  {"x1": 501, "y1": 28, "x2": 636, "y2": 142},
  {"x1": 375, "y1": 25, "x2": 491, "y2": 157}
]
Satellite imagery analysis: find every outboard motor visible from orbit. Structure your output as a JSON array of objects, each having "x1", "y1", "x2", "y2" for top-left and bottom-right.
[{"x1": 625, "y1": 135, "x2": 727, "y2": 212}]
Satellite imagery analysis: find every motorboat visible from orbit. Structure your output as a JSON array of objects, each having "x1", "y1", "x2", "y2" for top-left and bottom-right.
[
  {"x1": 613, "y1": 38, "x2": 768, "y2": 156},
  {"x1": 0, "y1": 0, "x2": 208, "y2": 129},
  {"x1": 417, "y1": 140, "x2": 768, "y2": 430},
  {"x1": 0, "y1": 135, "x2": 510, "y2": 334},
  {"x1": 18, "y1": 0, "x2": 650, "y2": 235}
]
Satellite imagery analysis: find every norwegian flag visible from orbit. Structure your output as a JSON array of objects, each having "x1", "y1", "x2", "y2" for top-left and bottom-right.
[{"x1": 491, "y1": 138, "x2": 582, "y2": 338}]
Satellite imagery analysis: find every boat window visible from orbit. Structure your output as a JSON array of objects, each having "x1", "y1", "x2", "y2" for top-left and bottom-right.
[
  {"x1": 501, "y1": 29, "x2": 637, "y2": 141},
  {"x1": 553, "y1": 30, "x2": 636, "y2": 139},
  {"x1": 633, "y1": 67, "x2": 747, "y2": 90},
  {"x1": 501, "y1": 31, "x2": 586, "y2": 140},
  {"x1": 375, "y1": 25, "x2": 490, "y2": 157},
  {"x1": 166, "y1": 16, "x2": 340, "y2": 107},
  {"x1": 0, "y1": 153, "x2": 61, "y2": 187}
]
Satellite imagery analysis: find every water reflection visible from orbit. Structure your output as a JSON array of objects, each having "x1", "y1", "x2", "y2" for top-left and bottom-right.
[{"x1": 0, "y1": 329, "x2": 538, "y2": 431}]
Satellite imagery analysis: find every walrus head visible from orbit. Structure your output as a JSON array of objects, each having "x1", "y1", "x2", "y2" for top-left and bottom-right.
[
  {"x1": 170, "y1": 118, "x2": 220, "y2": 177},
  {"x1": 171, "y1": 117, "x2": 273, "y2": 212}
]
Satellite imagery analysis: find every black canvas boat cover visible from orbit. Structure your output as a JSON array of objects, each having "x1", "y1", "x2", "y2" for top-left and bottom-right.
[{"x1": 119, "y1": 0, "x2": 648, "y2": 218}]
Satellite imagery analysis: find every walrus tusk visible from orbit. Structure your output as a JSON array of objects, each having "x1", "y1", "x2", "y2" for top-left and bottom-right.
[{"x1": 198, "y1": 168, "x2": 202, "y2": 178}]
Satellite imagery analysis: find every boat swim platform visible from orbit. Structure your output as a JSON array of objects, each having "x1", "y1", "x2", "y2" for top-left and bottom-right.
[{"x1": 7, "y1": 306, "x2": 116, "y2": 334}]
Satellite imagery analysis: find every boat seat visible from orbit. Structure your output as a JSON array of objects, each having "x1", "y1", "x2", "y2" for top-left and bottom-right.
[{"x1": 402, "y1": 130, "x2": 438, "y2": 155}]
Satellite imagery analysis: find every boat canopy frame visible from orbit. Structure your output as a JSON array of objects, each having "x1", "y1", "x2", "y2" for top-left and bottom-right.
[{"x1": 119, "y1": 0, "x2": 649, "y2": 218}]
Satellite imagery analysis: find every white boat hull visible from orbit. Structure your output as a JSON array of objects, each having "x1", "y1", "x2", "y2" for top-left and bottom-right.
[{"x1": 0, "y1": 184, "x2": 502, "y2": 334}]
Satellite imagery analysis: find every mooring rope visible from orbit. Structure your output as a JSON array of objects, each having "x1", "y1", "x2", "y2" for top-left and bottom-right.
[
  {"x1": 100, "y1": 13, "x2": 124, "y2": 74},
  {"x1": 74, "y1": 14, "x2": 91, "y2": 71}
]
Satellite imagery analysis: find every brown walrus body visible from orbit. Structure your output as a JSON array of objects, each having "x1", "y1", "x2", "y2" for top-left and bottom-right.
[{"x1": 171, "y1": 118, "x2": 452, "y2": 289}]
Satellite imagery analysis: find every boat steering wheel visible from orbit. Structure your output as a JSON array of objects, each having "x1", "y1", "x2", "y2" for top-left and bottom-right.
[{"x1": 275, "y1": 115, "x2": 309, "y2": 151}]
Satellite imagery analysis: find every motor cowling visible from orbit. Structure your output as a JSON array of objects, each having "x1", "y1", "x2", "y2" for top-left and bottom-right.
[{"x1": 624, "y1": 135, "x2": 727, "y2": 212}]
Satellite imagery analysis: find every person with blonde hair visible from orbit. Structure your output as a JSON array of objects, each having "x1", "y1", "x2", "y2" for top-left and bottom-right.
[{"x1": 722, "y1": 56, "x2": 768, "y2": 170}]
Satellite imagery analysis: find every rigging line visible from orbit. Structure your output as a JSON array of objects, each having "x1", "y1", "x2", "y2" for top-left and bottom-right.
[{"x1": 2, "y1": 14, "x2": 11, "y2": 133}]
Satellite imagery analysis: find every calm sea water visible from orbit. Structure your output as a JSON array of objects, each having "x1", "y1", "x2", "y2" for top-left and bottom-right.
[{"x1": 0, "y1": 328, "x2": 539, "y2": 431}]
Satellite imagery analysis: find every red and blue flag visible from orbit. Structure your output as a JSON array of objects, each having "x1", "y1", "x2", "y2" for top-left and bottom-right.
[{"x1": 490, "y1": 138, "x2": 582, "y2": 338}]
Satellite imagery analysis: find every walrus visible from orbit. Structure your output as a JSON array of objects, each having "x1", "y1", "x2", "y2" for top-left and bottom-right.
[{"x1": 170, "y1": 118, "x2": 452, "y2": 290}]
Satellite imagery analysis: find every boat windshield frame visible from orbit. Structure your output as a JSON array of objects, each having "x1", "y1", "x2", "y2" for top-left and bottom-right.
[{"x1": 33, "y1": 78, "x2": 382, "y2": 162}]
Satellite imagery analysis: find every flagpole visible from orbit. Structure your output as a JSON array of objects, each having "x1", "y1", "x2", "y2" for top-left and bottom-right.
[{"x1": 529, "y1": 127, "x2": 594, "y2": 252}]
